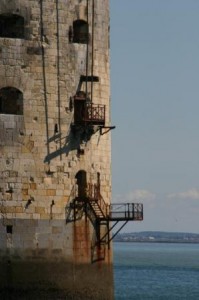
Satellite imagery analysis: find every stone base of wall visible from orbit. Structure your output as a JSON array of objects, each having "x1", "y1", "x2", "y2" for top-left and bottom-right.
[{"x1": 0, "y1": 260, "x2": 114, "y2": 300}]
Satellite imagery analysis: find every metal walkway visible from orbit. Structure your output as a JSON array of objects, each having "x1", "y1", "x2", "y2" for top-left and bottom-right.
[{"x1": 66, "y1": 183, "x2": 143, "y2": 249}]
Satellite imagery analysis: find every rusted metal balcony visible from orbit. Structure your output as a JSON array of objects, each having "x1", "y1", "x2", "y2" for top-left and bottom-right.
[
  {"x1": 74, "y1": 93, "x2": 105, "y2": 126},
  {"x1": 85, "y1": 103, "x2": 105, "y2": 124}
]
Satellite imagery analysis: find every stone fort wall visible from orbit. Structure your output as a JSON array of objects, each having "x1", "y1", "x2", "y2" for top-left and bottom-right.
[{"x1": 0, "y1": 0, "x2": 113, "y2": 299}]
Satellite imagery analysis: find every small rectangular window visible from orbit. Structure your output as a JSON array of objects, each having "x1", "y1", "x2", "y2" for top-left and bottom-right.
[{"x1": 6, "y1": 225, "x2": 13, "y2": 234}]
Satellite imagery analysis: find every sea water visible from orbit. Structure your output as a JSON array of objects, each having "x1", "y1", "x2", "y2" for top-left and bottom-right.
[{"x1": 113, "y1": 242, "x2": 199, "y2": 300}]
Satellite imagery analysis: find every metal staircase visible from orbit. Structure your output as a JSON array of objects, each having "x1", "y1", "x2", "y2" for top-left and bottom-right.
[
  {"x1": 66, "y1": 182, "x2": 143, "y2": 250},
  {"x1": 88, "y1": 200, "x2": 105, "y2": 219}
]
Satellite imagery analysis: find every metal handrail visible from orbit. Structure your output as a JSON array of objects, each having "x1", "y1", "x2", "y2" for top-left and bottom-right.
[
  {"x1": 87, "y1": 183, "x2": 108, "y2": 217},
  {"x1": 109, "y1": 203, "x2": 143, "y2": 220},
  {"x1": 85, "y1": 104, "x2": 105, "y2": 122}
]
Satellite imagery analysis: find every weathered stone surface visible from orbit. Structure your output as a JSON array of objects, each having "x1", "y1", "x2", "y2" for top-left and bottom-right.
[
  {"x1": 0, "y1": 260, "x2": 113, "y2": 300},
  {"x1": 0, "y1": 0, "x2": 112, "y2": 298}
]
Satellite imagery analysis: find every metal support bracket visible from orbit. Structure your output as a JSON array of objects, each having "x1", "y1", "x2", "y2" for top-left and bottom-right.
[
  {"x1": 97, "y1": 220, "x2": 128, "y2": 247},
  {"x1": 99, "y1": 126, "x2": 116, "y2": 135}
]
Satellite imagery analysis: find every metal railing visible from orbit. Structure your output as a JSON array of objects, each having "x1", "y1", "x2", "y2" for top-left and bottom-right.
[
  {"x1": 74, "y1": 100, "x2": 105, "y2": 125},
  {"x1": 87, "y1": 183, "x2": 109, "y2": 217},
  {"x1": 66, "y1": 184, "x2": 143, "y2": 222},
  {"x1": 109, "y1": 203, "x2": 143, "y2": 220},
  {"x1": 85, "y1": 104, "x2": 105, "y2": 124}
]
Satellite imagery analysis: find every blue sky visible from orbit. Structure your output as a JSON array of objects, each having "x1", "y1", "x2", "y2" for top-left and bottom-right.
[{"x1": 110, "y1": 0, "x2": 199, "y2": 233}]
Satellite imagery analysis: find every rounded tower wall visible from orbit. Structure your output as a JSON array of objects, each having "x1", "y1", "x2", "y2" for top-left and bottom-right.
[{"x1": 0, "y1": 1, "x2": 113, "y2": 299}]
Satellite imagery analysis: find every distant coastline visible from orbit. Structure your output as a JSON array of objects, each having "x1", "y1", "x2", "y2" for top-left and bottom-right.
[{"x1": 114, "y1": 231, "x2": 199, "y2": 243}]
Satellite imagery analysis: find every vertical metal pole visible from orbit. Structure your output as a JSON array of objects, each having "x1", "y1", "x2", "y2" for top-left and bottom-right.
[
  {"x1": 56, "y1": 0, "x2": 62, "y2": 160},
  {"x1": 86, "y1": 0, "x2": 89, "y2": 96},
  {"x1": 40, "y1": 0, "x2": 50, "y2": 161},
  {"x1": 96, "y1": 220, "x2": 101, "y2": 248},
  {"x1": 74, "y1": 201, "x2": 76, "y2": 222},
  {"x1": 91, "y1": 0, "x2": 95, "y2": 103},
  {"x1": 107, "y1": 221, "x2": 110, "y2": 249}
]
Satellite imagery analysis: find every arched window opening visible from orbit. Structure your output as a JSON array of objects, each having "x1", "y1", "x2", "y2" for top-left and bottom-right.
[
  {"x1": 0, "y1": 14, "x2": 25, "y2": 39},
  {"x1": 0, "y1": 87, "x2": 23, "y2": 115},
  {"x1": 75, "y1": 170, "x2": 87, "y2": 198},
  {"x1": 72, "y1": 20, "x2": 89, "y2": 44}
]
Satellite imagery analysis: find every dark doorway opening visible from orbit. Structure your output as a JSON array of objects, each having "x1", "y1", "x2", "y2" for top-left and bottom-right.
[
  {"x1": 0, "y1": 87, "x2": 23, "y2": 115},
  {"x1": 75, "y1": 170, "x2": 87, "y2": 198},
  {"x1": 73, "y1": 20, "x2": 89, "y2": 44}
]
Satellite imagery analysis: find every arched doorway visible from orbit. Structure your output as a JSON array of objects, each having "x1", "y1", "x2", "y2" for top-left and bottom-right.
[{"x1": 75, "y1": 170, "x2": 87, "y2": 198}]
